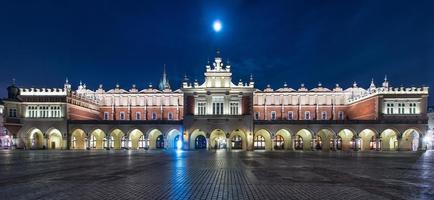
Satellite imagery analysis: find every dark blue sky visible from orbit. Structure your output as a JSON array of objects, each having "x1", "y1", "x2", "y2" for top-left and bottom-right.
[{"x1": 0, "y1": 1, "x2": 432, "y2": 104}]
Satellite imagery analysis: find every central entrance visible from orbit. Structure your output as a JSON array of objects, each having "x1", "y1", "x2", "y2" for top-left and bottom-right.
[
  {"x1": 215, "y1": 137, "x2": 227, "y2": 149},
  {"x1": 210, "y1": 129, "x2": 227, "y2": 150}
]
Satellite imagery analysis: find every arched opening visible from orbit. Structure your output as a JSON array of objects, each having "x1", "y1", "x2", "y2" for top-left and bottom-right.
[
  {"x1": 148, "y1": 129, "x2": 163, "y2": 150},
  {"x1": 400, "y1": 129, "x2": 420, "y2": 151},
  {"x1": 380, "y1": 129, "x2": 399, "y2": 151},
  {"x1": 295, "y1": 129, "x2": 312, "y2": 151},
  {"x1": 195, "y1": 135, "x2": 207, "y2": 149},
  {"x1": 167, "y1": 129, "x2": 182, "y2": 149},
  {"x1": 230, "y1": 129, "x2": 247, "y2": 150},
  {"x1": 109, "y1": 129, "x2": 124, "y2": 150},
  {"x1": 129, "y1": 129, "x2": 145, "y2": 150},
  {"x1": 71, "y1": 129, "x2": 86, "y2": 150},
  {"x1": 210, "y1": 129, "x2": 227, "y2": 150},
  {"x1": 28, "y1": 128, "x2": 44, "y2": 149},
  {"x1": 337, "y1": 129, "x2": 355, "y2": 151},
  {"x1": 47, "y1": 129, "x2": 63, "y2": 149},
  {"x1": 275, "y1": 129, "x2": 291, "y2": 150},
  {"x1": 156, "y1": 135, "x2": 165, "y2": 149},
  {"x1": 254, "y1": 129, "x2": 272, "y2": 150},
  {"x1": 316, "y1": 129, "x2": 335, "y2": 151},
  {"x1": 89, "y1": 129, "x2": 105, "y2": 150},
  {"x1": 190, "y1": 129, "x2": 207, "y2": 150},
  {"x1": 359, "y1": 129, "x2": 377, "y2": 151}
]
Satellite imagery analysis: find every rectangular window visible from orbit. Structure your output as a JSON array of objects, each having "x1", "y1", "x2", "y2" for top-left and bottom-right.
[
  {"x1": 120, "y1": 112, "x2": 125, "y2": 120},
  {"x1": 271, "y1": 111, "x2": 276, "y2": 120},
  {"x1": 104, "y1": 112, "x2": 109, "y2": 120},
  {"x1": 9, "y1": 108, "x2": 17, "y2": 117},
  {"x1": 212, "y1": 96, "x2": 224, "y2": 115},
  {"x1": 304, "y1": 111, "x2": 310, "y2": 120},
  {"x1": 152, "y1": 112, "x2": 157, "y2": 120},
  {"x1": 321, "y1": 112, "x2": 327, "y2": 120},
  {"x1": 197, "y1": 102, "x2": 206, "y2": 115},
  {"x1": 338, "y1": 111, "x2": 344, "y2": 120},
  {"x1": 230, "y1": 102, "x2": 239, "y2": 115},
  {"x1": 255, "y1": 112, "x2": 259, "y2": 120},
  {"x1": 287, "y1": 112, "x2": 293, "y2": 120},
  {"x1": 136, "y1": 112, "x2": 141, "y2": 120},
  {"x1": 168, "y1": 112, "x2": 173, "y2": 120}
]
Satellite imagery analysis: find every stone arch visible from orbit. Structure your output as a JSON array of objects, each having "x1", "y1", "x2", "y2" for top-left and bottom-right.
[
  {"x1": 337, "y1": 129, "x2": 355, "y2": 151},
  {"x1": 316, "y1": 129, "x2": 335, "y2": 151},
  {"x1": 89, "y1": 129, "x2": 106, "y2": 149},
  {"x1": 109, "y1": 129, "x2": 125, "y2": 150},
  {"x1": 71, "y1": 129, "x2": 86, "y2": 150},
  {"x1": 27, "y1": 128, "x2": 44, "y2": 149},
  {"x1": 359, "y1": 129, "x2": 377, "y2": 151},
  {"x1": 380, "y1": 129, "x2": 399, "y2": 151},
  {"x1": 167, "y1": 129, "x2": 182, "y2": 149},
  {"x1": 295, "y1": 129, "x2": 313, "y2": 151},
  {"x1": 148, "y1": 129, "x2": 163, "y2": 150},
  {"x1": 275, "y1": 129, "x2": 291, "y2": 150},
  {"x1": 190, "y1": 129, "x2": 207, "y2": 150},
  {"x1": 229, "y1": 129, "x2": 247, "y2": 150},
  {"x1": 254, "y1": 129, "x2": 272, "y2": 151},
  {"x1": 210, "y1": 129, "x2": 227, "y2": 149},
  {"x1": 129, "y1": 129, "x2": 145, "y2": 150},
  {"x1": 47, "y1": 128, "x2": 63, "y2": 149},
  {"x1": 400, "y1": 128, "x2": 420, "y2": 151}
]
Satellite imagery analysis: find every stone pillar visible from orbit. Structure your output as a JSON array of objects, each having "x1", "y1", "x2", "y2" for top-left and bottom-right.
[
  {"x1": 227, "y1": 138, "x2": 231, "y2": 151},
  {"x1": 206, "y1": 138, "x2": 210, "y2": 150}
]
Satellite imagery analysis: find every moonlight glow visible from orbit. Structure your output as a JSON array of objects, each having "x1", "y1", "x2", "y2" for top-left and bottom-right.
[{"x1": 213, "y1": 20, "x2": 222, "y2": 32}]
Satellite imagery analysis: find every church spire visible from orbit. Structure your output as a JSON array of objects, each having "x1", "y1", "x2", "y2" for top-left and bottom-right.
[{"x1": 158, "y1": 64, "x2": 171, "y2": 91}]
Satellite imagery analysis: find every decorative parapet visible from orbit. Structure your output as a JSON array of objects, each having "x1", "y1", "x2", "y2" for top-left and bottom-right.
[
  {"x1": 19, "y1": 88, "x2": 67, "y2": 96},
  {"x1": 347, "y1": 86, "x2": 429, "y2": 104}
]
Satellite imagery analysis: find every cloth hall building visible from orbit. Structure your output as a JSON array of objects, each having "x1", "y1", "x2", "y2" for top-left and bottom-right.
[{"x1": 1, "y1": 51, "x2": 431, "y2": 151}]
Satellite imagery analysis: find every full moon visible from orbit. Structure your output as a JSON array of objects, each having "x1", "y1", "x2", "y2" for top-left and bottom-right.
[{"x1": 213, "y1": 20, "x2": 222, "y2": 32}]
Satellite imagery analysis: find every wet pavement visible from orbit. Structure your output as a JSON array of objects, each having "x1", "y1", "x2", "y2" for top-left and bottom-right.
[{"x1": 0, "y1": 150, "x2": 433, "y2": 200}]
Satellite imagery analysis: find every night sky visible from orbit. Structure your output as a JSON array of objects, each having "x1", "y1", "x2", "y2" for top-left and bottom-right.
[{"x1": 0, "y1": 1, "x2": 433, "y2": 104}]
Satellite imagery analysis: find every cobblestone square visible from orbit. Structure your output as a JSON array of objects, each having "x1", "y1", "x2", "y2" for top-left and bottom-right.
[{"x1": 0, "y1": 150, "x2": 433, "y2": 200}]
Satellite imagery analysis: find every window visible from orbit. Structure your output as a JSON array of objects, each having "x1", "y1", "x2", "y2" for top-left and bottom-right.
[
  {"x1": 410, "y1": 103, "x2": 417, "y2": 114},
  {"x1": 398, "y1": 103, "x2": 404, "y2": 114},
  {"x1": 254, "y1": 135, "x2": 265, "y2": 149},
  {"x1": 136, "y1": 112, "x2": 141, "y2": 120},
  {"x1": 271, "y1": 111, "x2": 276, "y2": 120},
  {"x1": 287, "y1": 112, "x2": 293, "y2": 120},
  {"x1": 254, "y1": 112, "x2": 260, "y2": 120},
  {"x1": 9, "y1": 108, "x2": 17, "y2": 118},
  {"x1": 168, "y1": 112, "x2": 173, "y2": 120},
  {"x1": 212, "y1": 96, "x2": 224, "y2": 115},
  {"x1": 321, "y1": 112, "x2": 327, "y2": 120},
  {"x1": 120, "y1": 112, "x2": 125, "y2": 120},
  {"x1": 104, "y1": 112, "x2": 109, "y2": 120},
  {"x1": 338, "y1": 111, "x2": 344, "y2": 120},
  {"x1": 197, "y1": 102, "x2": 206, "y2": 115},
  {"x1": 304, "y1": 111, "x2": 310, "y2": 120},
  {"x1": 230, "y1": 102, "x2": 239, "y2": 115},
  {"x1": 152, "y1": 112, "x2": 157, "y2": 120},
  {"x1": 386, "y1": 103, "x2": 394, "y2": 114}
]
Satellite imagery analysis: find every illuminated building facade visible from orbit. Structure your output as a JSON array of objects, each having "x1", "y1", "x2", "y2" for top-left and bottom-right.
[{"x1": 2, "y1": 51, "x2": 431, "y2": 151}]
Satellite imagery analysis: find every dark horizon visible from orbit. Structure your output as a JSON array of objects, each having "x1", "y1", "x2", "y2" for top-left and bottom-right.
[{"x1": 0, "y1": 1, "x2": 432, "y2": 104}]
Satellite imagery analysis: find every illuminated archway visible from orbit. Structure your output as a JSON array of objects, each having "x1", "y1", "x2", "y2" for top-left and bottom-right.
[
  {"x1": 359, "y1": 129, "x2": 376, "y2": 151},
  {"x1": 167, "y1": 129, "x2": 182, "y2": 149},
  {"x1": 254, "y1": 129, "x2": 272, "y2": 150},
  {"x1": 28, "y1": 128, "x2": 44, "y2": 149},
  {"x1": 295, "y1": 129, "x2": 313, "y2": 151},
  {"x1": 275, "y1": 129, "x2": 291, "y2": 150},
  {"x1": 109, "y1": 129, "x2": 125, "y2": 150},
  {"x1": 89, "y1": 129, "x2": 106, "y2": 149},
  {"x1": 337, "y1": 129, "x2": 355, "y2": 151},
  {"x1": 230, "y1": 130, "x2": 247, "y2": 150},
  {"x1": 190, "y1": 129, "x2": 207, "y2": 150},
  {"x1": 148, "y1": 129, "x2": 163, "y2": 150},
  {"x1": 71, "y1": 129, "x2": 86, "y2": 149},
  {"x1": 129, "y1": 129, "x2": 144, "y2": 150},
  {"x1": 380, "y1": 129, "x2": 399, "y2": 151},
  {"x1": 210, "y1": 129, "x2": 226, "y2": 149},
  {"x1": 316, "y1": 129, "x2": 335, "y2": 151},
  {"x1": 400, "y1": 129, "x2": 420, "y2": 151},
  {"x1": 47, "y1": 128, "x2": 63, "y2": 149}
]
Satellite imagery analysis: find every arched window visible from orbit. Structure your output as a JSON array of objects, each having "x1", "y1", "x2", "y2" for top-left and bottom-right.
[
  {"x1": 195, "y1": 135, "x2": 207, "y2": 149},
  {"x1": 152, "y1": 112, "x2": 157, "y2": 120},
  {"x1": 168, "y1": 112, "x2": 173, "y2": 120},
  {"x1": 295, "y1": 135, "x2": 303, "y2": 150},
  {"x1": 254, "y1": 135, "x2": 265, "y2": 149},
  {"x1": 156, "y1": 135, "x2": 164, "y2": 149},
  {"x1": 274, "y1": 135, "x2": 284, "y2": 150}
]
